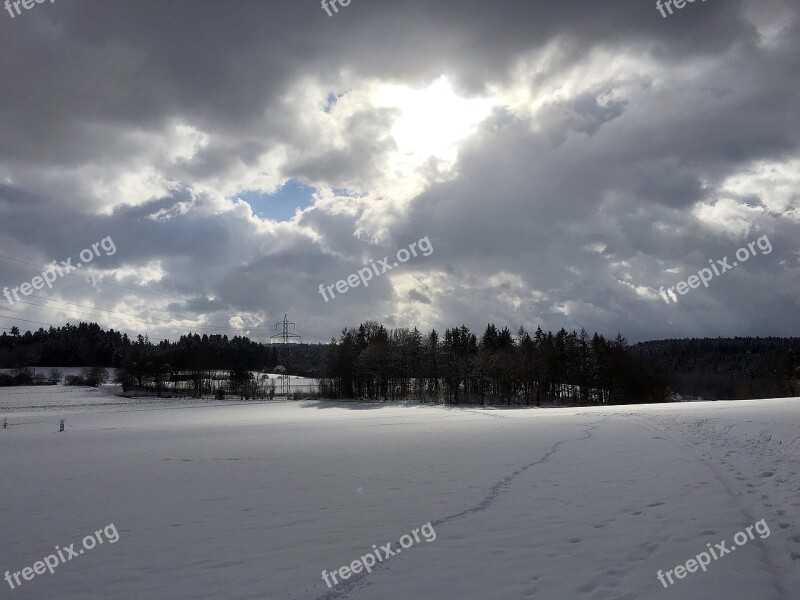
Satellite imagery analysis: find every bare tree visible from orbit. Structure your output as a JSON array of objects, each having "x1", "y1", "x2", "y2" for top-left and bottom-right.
[{"x1": 48, "y1": 368, "x2": 63, "y2": 385}]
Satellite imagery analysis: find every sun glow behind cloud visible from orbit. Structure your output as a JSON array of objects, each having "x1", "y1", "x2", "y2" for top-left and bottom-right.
[
  {"x1": 323, "y1": 75, "x2": 499, "y2": 243},
  {"x1": 372, "y1": 77, "x2": 496, "y2": 170}
]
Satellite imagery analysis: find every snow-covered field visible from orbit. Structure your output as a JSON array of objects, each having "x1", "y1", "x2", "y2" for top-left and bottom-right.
[{"x1": 1, "y1": 388, "x2": 798, "y2": 599}]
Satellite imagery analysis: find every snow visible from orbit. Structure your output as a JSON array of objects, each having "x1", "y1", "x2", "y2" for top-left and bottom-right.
[{"x1": 1, "y1": 388, "x2": 798, "y2": 599}]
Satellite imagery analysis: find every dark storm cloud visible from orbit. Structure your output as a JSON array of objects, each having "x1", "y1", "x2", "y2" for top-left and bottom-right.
[{"x1": 0, "y1": 0, "x2": 754, "y2": 156}]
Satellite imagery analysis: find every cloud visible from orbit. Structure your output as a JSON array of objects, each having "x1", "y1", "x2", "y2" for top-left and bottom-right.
[{"x1": 0, "y1": 0, "x2": 798, "y2": 342}]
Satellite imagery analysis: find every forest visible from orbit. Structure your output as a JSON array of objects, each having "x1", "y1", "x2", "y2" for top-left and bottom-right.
[{"x1": 632, "y1": 337, "x2": 800, "y2": 400}]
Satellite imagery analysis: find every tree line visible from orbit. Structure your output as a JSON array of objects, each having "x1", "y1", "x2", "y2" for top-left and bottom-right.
[
  {"x1": 322, "y1": 322, "x2": 672, "y2": 405},
  {"x1": 0, "y1": 323, "x2": 326, "y2": 396},
  {"x1": 3, "y1": 321, "x2": 798, "y2": 402},
  {"x1": 0, "y1": 323, "x2": 325, "y2": 372}
]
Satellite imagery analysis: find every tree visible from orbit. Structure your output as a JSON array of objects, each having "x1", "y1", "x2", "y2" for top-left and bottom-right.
[
  {"x1": 229, "y1": 365, "x2": 253, "y2": 399},
  {"x1": 48, "y1": 368, "x2": 63, "y2": 385}
]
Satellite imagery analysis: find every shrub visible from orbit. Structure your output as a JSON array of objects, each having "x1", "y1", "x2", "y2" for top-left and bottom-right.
[{"x1": 82, "y1": 367, "x2": 109, "y2": 387}]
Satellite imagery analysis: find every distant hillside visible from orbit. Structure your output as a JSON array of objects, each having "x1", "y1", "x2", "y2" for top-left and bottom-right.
[{"x1": 631, "y1": 338, "x2": 800, "y2": 400}]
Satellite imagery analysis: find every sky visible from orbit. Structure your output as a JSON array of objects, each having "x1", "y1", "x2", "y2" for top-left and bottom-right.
[{"x1": 0, "y1": 0, "x2": 798, "y2": 344}]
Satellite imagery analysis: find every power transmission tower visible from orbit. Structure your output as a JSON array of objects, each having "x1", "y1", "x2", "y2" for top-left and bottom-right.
[{"x1": 270, "y1": 315, "x2": 302, "y2": 395}]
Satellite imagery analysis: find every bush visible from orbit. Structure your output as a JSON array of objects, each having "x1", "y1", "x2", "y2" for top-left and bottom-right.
[
  {"x1": 64, "y1": 375, "x2": 86, "y2": 386},
  {"x1": 2, "y1": 369, "x2": 34, "y2": 386},
  {"x1": 214, "y1": 388, "x2": 226, "y2": 400},
  {"x1": 82, "y1": 367, "x2": 109, "y2": 387},
  {"x1": 13, "y1": 372, "x2": 33, "y2": 385}
]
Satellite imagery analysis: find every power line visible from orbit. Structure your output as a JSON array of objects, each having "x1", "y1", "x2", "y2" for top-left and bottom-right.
[
  {"x1": 0, "y1": 300, "x2": 272, "y2": 337},
  {"x1": 0, "y1": 252, "x2": 275, "y2": 337},
  {"x1": 0, "y1": 312, "x2": 272, "y2": 339},
  {"x1": 22, "y1": 294, "x2": 236, "y2": 332},
  {"x1": 11, "y1": 298, "x2": 172, "y2": 330},
  {"x1": 8, "y1": 301, "x2": 243, "y2": 334},
  {"x1": 0, "y1": 314, "x2": 55, "y2": 327},
  {"x1": 27, "y1": 294, "x2": 158, "y2": 322},
  {"x1": 0, "y1": 253, "x2": 184, "y2": 301}
]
